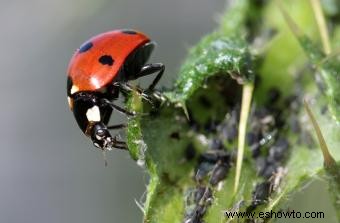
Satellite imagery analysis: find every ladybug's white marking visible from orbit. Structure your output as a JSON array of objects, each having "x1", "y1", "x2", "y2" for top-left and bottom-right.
[
  {"x1": 67, "y1": 97, "x2": 73, "y2": 109},
  {"x1": 86, "y1": 105, "x2": 101, "y2": 122},
  {"x1": 70, "y1": 85, "x2": 79, "y2": 94},
  {"x1": 90, "y1": 76, "x2": 101, "y2": 89}
]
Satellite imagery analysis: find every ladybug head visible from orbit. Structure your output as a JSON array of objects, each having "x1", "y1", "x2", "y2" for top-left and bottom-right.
[
  {"x1": 91, "y1": 123, "x2": 114, "y2": 150},
  {"x1": 71, "y1": 92, "x2": 115, "y2": 151}
]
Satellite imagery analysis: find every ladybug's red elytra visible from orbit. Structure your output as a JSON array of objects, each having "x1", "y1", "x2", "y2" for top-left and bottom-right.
[{"x1": 67, "y1": 29, "x2": 164, "y2": 150}]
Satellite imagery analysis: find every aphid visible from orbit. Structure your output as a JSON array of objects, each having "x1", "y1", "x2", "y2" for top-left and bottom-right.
[
  {"x1": 184, "y1": 187, "x2": 212, "y2": 223},
  {"x1": 66, "y1": 29, "x2": 164, "y2": 150},
  {"x1": 195, "y1": 162, "x2": 215, "y2": 182},
  {"x1": 247, "y1": 182, "x2": 270, "y2": 212},
  {"x1": 217, "y1": 109, "x2": 238, "y2": 143},
  {"x1": 247, "y1": 132, "x2": 261, "y2": 157},
  {"x1": 260, "y1": 161, "x2": 278, "y2": 179},
  {"x1": 195, "y1": 150, "x2": 230, "y2": 182},
  {"x1": 255, "y1": 157, "x2": 278, "y2": 179},
  {"x1": 194, "y1": 186, "x2": 207, "y2": 203},
  {"x1": 269, "y1": 166, "x2": 287, "y2": 193},
  {"x1": 209, "y1": 162, "x2": 229, "y2": 186},
  {"x1": 210, "y1": 138, "x2": 225, "y2": 150},
  {"x1": 268, "y1": 138, "x2": 289, "y2": 162}
]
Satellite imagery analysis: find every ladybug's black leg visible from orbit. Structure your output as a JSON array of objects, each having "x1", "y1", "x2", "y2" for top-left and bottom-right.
[
  {"x1": 112, "y1": 137, "x2": 128, "y2": 150},
  {"x1": 113, "y1": 145, "x2": 127, "y2": 150},
  {"x1": 112, "y1": 143, "x2": 128, "y2": 150},
  {"x1": 134, "y1": 63, "x2": 164, "y2": 91},
  {"x1": 101, "y1": 99, "x2": 135, "y2": 116},
  {"x1": 119, "y1": 83, "x2": 153, "y2": 103},
  {"x1": 107, "y1": 124, "x2": 127, "y2": 130}
]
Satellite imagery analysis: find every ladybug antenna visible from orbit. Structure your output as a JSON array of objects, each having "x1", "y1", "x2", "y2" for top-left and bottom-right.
[{"x1": 102, "y1": 149, "x2": 108, "y2": 167}]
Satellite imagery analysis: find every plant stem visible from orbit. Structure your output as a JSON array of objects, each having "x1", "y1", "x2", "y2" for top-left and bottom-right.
[
  {"x1": 303, "y1": 99, "x2": 335, "y2": 168},
  {"x1": 234, "y1": 83, "x2": 254, "y2": 193},
  {"x1": 310, "y1": 0, "x2": 331, "y2": 55}
]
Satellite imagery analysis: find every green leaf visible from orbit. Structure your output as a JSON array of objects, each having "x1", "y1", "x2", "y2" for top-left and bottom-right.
[{"x1": 280, "y1": 1, "x2": 340, "y2": 122}]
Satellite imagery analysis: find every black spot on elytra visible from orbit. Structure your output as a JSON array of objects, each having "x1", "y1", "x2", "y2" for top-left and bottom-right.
[
  {"x1": 99, "y1": 55, "x2": 114, "y2": 66},
  {"x1": 122, "y1": 29, "x2": 137, "y2": 35},
  {"x1": 79, "y1": 42, "x2": 93, "y2": 53}
]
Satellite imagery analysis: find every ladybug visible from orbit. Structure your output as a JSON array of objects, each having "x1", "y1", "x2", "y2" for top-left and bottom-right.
[{"x1": 67, "y1": 29, "x2": 164, "y2": 151}]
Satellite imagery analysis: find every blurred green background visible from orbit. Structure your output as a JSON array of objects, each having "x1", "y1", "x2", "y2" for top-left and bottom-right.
[{"x1": 0, "y1": 0, "x2": 226, "y2": 222}]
